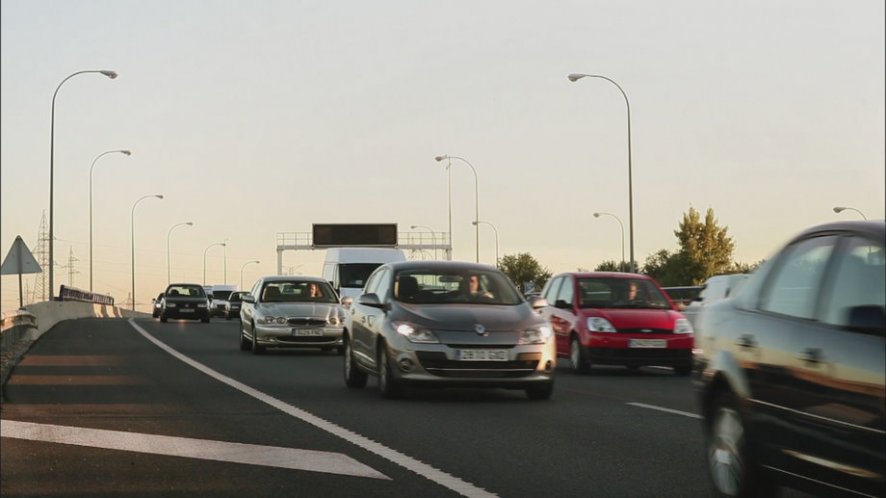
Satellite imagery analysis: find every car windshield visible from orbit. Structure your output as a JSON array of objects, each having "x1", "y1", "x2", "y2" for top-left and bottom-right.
[
  {"x1": 212, "y1": 290, "x2": 233, "y2": 300},
  {"x1": 165, "y1": 285, "x2": 205, "y2": 298},
  {"x1": 393, "y1": 269, "x2": 523, "y2": 305},
  {"x1": 339, "y1": 263, "x2": 382, "y2": 289},
  {"x1": 577, "y1": 278, "x2": 672, "y2": 309},
  {"x1": 260, "y1": 281, "x2": 337, "y2": 303}
]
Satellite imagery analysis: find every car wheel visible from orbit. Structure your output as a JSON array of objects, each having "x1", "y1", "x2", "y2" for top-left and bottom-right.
[
  {"x1": 239, "y1": 325, "x2": 250, "y2": 351},
  {"x1": 525, "y1": 381, "x2": 554, "y2": 400},
  {"x1": 343, "y1": 335, "x2": 368, "y2": 389},
  {"x1": 706, "y1": 391, "x2": 777, "y2": 498},
  {"x1": 201, "y1": 317, "x2": 210, "y2": 323},
  {"x1": 570, "y1": 336, "x2": 590, "y2": 374},
  {"x1": 160, "y1": 314, "x2": 168, "y2": 323},
  {"x1": 377, "y1": 343, "x2": 402, "y2": 399},
  {"x1": 250, "y1": 323, "x2": 265, "y2": 355},
  {"x1": 674, "y1": 365, "x2": 692, "y2": 376}
]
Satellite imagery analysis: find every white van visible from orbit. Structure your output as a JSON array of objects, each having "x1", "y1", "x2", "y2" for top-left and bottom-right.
[
  {"x1": 321, "y1": 247, "x2": 406, "y2": 302},
  {"x1": 682, "y1": 273, "x2": 748, "y2": 328},
  {"x1": 207, "y1": 284, "x2": 239, "y2": 317}
]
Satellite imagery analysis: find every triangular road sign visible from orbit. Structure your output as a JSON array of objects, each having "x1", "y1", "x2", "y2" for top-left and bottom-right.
[{"x1": 1, "y1": 236, "x2": 43, "y2": 275}]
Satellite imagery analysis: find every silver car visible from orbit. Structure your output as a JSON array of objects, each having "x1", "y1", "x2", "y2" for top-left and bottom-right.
[
  {"x1": 239, "y1": 276, "x2": 348, "y2": 355},
  {"x1": 345, "y1": 261, "x2": 556, "y2": 400}
]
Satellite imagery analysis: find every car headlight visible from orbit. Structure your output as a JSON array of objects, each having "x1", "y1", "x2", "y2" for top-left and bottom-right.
[
  {"x1": 166, "y1": 303, "x2": 177, "y2": 308},
  {"x1": 258, "y1": 316, "x2": 287, "y2": 325},
  {"x1": 395, "y1": 322, "x2": 440, "y2": 344},
  {"x1": 519, "y1": 325, "x2": 553, "y2": 344},
  {"x1": 587, "y1": 317, "x2": 616, "y2": 333},
  {"x1": 674, "y1": 318, "x2": 693, "y2": 334}
]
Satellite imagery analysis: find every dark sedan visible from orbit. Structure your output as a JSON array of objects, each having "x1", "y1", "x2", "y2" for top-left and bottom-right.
[
  {"x1": 694, "y1": 220, "x2": 885, "y2": 497},
  {"x1": 345, "y1": 261, "x2": 555, "y2": 400},
  {"x1": 159, "y1": 283, "x2": 210, "y2": 323}
]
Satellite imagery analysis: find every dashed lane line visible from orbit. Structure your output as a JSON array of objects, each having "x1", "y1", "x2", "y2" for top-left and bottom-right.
[
  {"x1": 627, "y1": 402, "x2": 702, "y2": 419},
  {"x1": 128, "y1": 319, "x2": 498, "y2": 498},
  {"x1": 1, "y1": 419, "x2": 388, "y2": 479}
]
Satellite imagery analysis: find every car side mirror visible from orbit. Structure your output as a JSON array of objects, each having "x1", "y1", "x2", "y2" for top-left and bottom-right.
[
  {"x1": 242, "y1": 294, "x2": 255, "y2": 303},
  {"x1": 358, "y1": 293, "x2": 385, "y2": 309},
  {"x1": 847, "y1": 305, "x2": 885, "y2": 333},
  {"x1": 529, "y1": 296, "x2": 548, "y2": 310}
]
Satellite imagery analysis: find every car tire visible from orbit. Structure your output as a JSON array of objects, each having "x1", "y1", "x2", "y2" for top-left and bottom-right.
[
  {"x1": 160, "y1": 314, "x2": 168, "y2": 323},
  {"x1": 570, "y1": 336, "x2": 590, "y2": 374},
  {"x1": 706, "y1": 391, "x2": 777, "y2": 498},
  {"x1": 344, "y1": 335, "x2": 368, "y2": 389},
  {"x1": 250, "y1": 323, "x2": 265, "y2": 355},
  {"x1": 201, "y1": 317, "x2": 210, "y2": 323},
  {"x1": 526, "y1": 381, "x2": 554, "y2": 400},
  {"x1": 239, "y1": 326, "x2": 250, "y2": 351},
  {"x1": 377, "y1": 343, "x2": 402, "y2": 399}
]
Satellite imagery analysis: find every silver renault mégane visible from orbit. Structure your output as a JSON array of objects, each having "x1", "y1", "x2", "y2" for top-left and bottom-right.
[{"x1": 344, "y1": 261, "x2": 555, "y2": 400}]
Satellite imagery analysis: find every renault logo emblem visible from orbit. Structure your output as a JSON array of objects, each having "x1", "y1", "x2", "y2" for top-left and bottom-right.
[{"x1": 474, "y1": 324, "x2": 486, "y2": 336}]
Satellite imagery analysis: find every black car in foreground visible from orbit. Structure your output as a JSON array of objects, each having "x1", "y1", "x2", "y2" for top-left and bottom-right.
[
  {"x1": 159, "y1": 283, "x2": 210, "y2": 323},
  {"x1": 693, "y1": 220, "x2": 885, "y2": 497}
]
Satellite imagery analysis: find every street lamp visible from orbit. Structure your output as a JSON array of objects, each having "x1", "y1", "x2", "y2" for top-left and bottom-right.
[
  {"x1": 167, "y1": 222, "x2": 194, "y2": 285},
  {"x1": 203, "y1": 242, "x2": 226, "y2": 285},
  {"x1": 435, "y1": 155, "x2": 480, "y2": 262},
  {"x1": 49, "y1": 69, "x2": 118, "y2": 299},
  {"x1": 240, "y1": 260, "x2": 260, "y2": 290},
  {"x1": 833, "y1": 206, "x2": 867, "y2": 220},
  {"x1": 89, "y1": 149, "x2": 131, "y2": 291},
  {"x1": 593, "y1": 212, "x2": 626, "y2": 271},
  {"x1": 472, "y1": 220, "x2": 499, "y2": 267},
  {"x1": 568, "y1": 73, "x2": 635, "y2": 272},
  {"x1": 410, "y1": 224, "x2": 436, "y2": 259},
  {"x1": 131, "y1": 194, "x2": 164, "y2": 310}
]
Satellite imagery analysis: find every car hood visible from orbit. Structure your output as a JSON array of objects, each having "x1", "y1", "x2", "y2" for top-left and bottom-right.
[
  {"x1": 393, "y1": 303, "x2": 545, "y2": 332},
  {"x1": 583, "y1": 307, "x2": 682, "y2": 329},
  {"x1": 257, "y1": 302, "x2": 338, "y2": 317}
]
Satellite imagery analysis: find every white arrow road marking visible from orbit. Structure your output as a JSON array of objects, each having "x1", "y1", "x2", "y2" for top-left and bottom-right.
[
  {"x1": 1, "y1": 419, "x2": 388, "y2": 480},
  {"x1": 128, "y1": 319, "x2": 498, "y2": 498}
]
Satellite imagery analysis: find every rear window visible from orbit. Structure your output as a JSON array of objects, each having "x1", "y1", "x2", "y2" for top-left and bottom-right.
[{"x1": 212, "y1": 290, "x2": 233, "y2": 300}]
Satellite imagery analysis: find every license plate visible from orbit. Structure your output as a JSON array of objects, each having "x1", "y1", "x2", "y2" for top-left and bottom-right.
[
  {"x1": 180, "y1": 308, "x2": 194, "y2": 313},
  {"x1": 629, "y1": 339, "x2": 666, "y2": 348},
  {"x1": 292, "y1": 329, "x2": 323, "y2": 337},
  {"x1": 455, "y1": 349, "x2": 508, "y2": 361}
]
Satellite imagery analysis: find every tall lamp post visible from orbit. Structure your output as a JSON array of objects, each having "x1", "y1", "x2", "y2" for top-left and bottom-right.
[
  {"x1": 593, "y1": 212, "x2": 625, "y2": 271},
  {"x1": 435, "y1": 155, "x2": 480, "y2": 262},
  {"x1": 240, "y1": 260, "x2": 260, "y2": 290},
  {"x1": 49, "y1": 69, "x2": 118, "y2": 299},
  {"x1": 203, "y1": 242, "x2": 226, "y2": 285},
  {"x1": 89, "y1": 149, "x2": 131, "y2": 291},
  {"x1": 167, "y1": 221, "x2": 194, "y2": 285},
  {"x1": 472, "y1": 220, "x2": 499, "y2": 267},
  {"x1": 131, "y1": 194, "x2": 164, "y2": 310},
  {"x1": 568, "y1": 73, "x2": 635, "y2": 272},
  {"x1": 833, "y1": 206, "x2": 867, "y2": 220},
  {"x1": 410, "y1": 224, "x2": 436, "y2": 259}
]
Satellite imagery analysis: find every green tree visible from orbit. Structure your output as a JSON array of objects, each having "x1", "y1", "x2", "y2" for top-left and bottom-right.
[
  {"x1": 674, "y1": 207, "x2": 735, "y2": 285},
  {"x1": 641, "y1": 249, "x2": 690, "y2": 286},
  {"x1": 595, "y1": 260, "x2": 632, "y2": 272},
  {"x1": 498, "y1": 253, "x2": 552, "y2": 294}
]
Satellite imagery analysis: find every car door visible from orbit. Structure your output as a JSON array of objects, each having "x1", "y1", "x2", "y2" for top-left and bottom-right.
[
  {"x1": 350, "y1": 268, "x2": 388, "y2": 368},
  {"x1": 778, "y1": 234, "x2": 886, "y2": 493},
  {"x1": 748, "y1": 235, "x2": 841, "y2": 470},
  {"x1": 240, "y1": 279, "x2": 262, "y2": 335},
  {"x1": 546, "y1": 276, "x2": 578, "y2": 354}
]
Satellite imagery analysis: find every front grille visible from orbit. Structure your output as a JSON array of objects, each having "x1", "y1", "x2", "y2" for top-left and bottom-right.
[
  {"x1": 618, "y1": 328, "x2": 673, "y2": 334},
  {"x1": 415, "y1": 352, "x2": 538, "y2": 378},
  {"x1": 276, "y1": 336, "x2": 337, "y2": 344},
  {"x1": 287, "y1": 317, "x2": 327, "y2": 326}
]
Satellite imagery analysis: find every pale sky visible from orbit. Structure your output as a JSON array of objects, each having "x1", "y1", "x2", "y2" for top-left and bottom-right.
[{"x1": 2, "y1": 0, "x2": 884, "y2": 313}]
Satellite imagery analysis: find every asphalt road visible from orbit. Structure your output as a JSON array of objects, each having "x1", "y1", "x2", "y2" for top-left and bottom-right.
[{"x1": 0, "y1": 317, "x2": 813, "y2": 497}]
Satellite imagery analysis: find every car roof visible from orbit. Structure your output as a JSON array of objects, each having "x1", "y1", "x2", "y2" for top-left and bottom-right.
[
  {"x1": 382, "y1": 260, "x2": 500, "y2": 272},
  {"x1": 258, "y1": 275, "x2": 328, "y2": 283},
  {"x1": 552, "y1": 271, "x2": 652, "y2": 280},
  {"x1": 792, "y1": 219, "x2": 884, "y2": 242}
]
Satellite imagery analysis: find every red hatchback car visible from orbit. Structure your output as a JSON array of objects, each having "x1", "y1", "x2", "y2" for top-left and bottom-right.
[{"x1": 538, "y1": 272, "x2": 694, "y2": 375}]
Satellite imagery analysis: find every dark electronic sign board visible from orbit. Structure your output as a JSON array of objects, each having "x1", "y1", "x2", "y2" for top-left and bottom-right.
[{"x1": 312, "y1": 224, "x2": 398, "y2": 247}]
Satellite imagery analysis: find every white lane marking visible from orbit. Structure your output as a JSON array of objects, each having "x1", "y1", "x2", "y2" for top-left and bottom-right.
[
  {"x1": 128, "y1": 319, "x2": 497, "y2": 498},
  {"x1": 627, "y1": 402, "x2": 702, "y2": 419},
  {"x1": 1, "y1": 419, "x2": 386, "y2": 479}
]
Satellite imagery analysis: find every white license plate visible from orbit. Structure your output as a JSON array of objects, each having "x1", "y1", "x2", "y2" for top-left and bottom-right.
[
  {"x1": 292, "y1": 329, "x2": 323, "y2": 337},
  {"x1": 179, "y1": 308, "x2": 194, "y2": 313},
  {"x1": 629, "y1": 339, "x2": 666, "y2": 348},
  {"x1": 455, "y1": 349, "x2": 508, "y2": 361}
]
